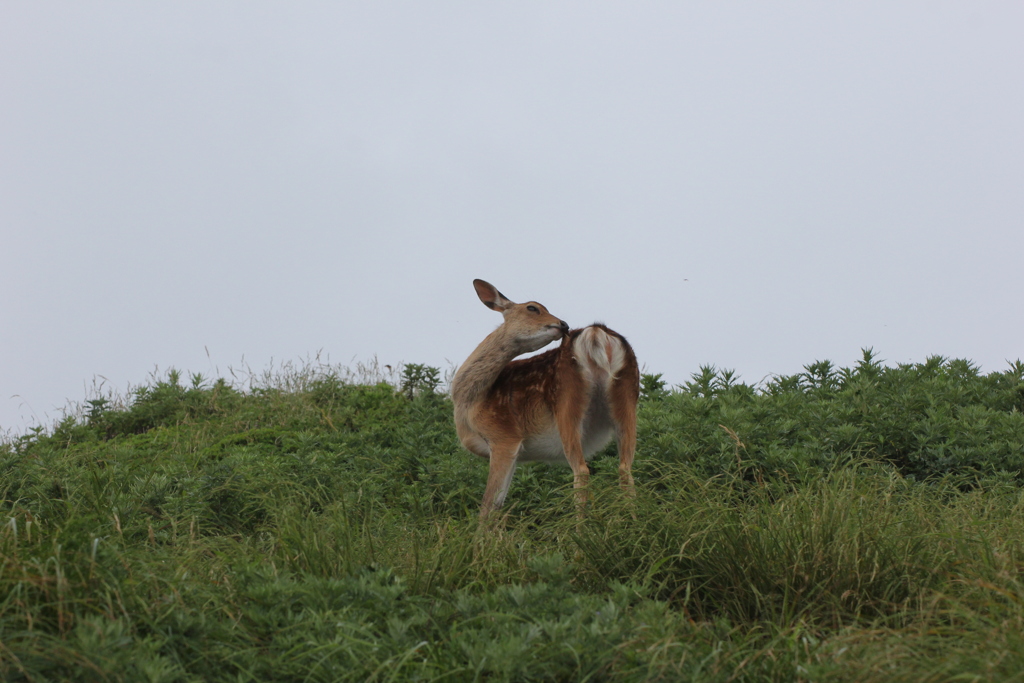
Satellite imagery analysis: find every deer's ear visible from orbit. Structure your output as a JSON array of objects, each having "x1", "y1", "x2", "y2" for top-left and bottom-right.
[{"x1": 473, "y1": 279, "x2": 515, "y2": 312}]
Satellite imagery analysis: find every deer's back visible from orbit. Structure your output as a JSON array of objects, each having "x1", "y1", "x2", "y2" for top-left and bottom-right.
[{"x1": 487, "y1": 325, "x2": 638, "y2": 462}]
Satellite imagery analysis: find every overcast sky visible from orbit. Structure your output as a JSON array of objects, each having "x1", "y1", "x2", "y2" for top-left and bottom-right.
[{"x1": 2, "y1": 2, "x2": 1022, "y2": 434}]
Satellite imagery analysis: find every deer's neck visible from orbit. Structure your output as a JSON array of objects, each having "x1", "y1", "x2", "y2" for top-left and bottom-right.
[{"x1": 452, "y1": 326, "x2": 523, "y2": 409}]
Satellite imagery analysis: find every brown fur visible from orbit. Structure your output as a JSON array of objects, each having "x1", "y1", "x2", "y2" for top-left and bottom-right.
[{"x1": 452, "y1": 280, "x2": 639, "y2": 519}]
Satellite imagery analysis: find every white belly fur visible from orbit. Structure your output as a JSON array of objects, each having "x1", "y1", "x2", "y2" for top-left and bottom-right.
[{"x1": 518, "y1": 389, "x2": 616, "y2": 465}]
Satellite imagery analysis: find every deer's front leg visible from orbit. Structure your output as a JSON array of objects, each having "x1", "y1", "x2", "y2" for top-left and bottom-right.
[{"x1": 479, "y1": 440, "x2": 520, "y2": 520}]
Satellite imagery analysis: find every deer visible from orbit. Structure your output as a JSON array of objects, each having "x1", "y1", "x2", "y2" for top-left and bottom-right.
[{"x1": 451, "y1": 279, "x2": 640, "y2": 520}]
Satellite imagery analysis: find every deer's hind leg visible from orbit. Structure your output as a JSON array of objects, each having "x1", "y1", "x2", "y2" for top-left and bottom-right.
[
  {"x1": 609, "y1": 369, "x2": 639, "y2": 494},
  {"x1": 555, "y1": 380, "x2": 593, "y2": 512}
]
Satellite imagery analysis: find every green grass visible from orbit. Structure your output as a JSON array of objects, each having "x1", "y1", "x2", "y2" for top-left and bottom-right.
[{"x1": 2, "y1": 352, "x2": 1024, "y2": 681}]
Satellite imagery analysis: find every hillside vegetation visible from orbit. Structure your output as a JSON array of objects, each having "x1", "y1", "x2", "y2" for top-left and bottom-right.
[{"x1": 3, "y1": 351, "x2": 1024, "y2": 682}]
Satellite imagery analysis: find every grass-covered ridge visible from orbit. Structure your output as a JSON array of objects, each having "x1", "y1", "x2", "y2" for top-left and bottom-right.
[{"x1": 2, "y1": 351, "x2": 1024, "y2": 681}]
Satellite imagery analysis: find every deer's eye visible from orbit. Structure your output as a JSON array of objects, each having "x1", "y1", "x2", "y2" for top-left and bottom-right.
[{"x1": 527, "y1": 305, "x2": 539, "y2": 313}]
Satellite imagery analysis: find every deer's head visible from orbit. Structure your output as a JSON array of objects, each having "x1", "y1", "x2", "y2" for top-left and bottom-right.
[{"x1": 472, "y1": 279, "x2": 569, "y2": 354}]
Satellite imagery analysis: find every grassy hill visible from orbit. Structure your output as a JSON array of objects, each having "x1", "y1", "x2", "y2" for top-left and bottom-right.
[{"x1": 2, "y1": 351, "x2": 1024, "y2": 681}]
